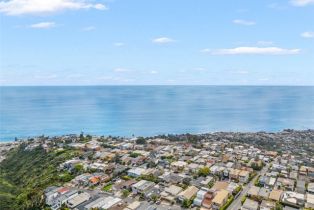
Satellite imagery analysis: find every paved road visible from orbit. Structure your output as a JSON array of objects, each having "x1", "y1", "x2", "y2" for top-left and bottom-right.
[{"x1": 227, "y1": 164, "x2": 269, "y2": 210}]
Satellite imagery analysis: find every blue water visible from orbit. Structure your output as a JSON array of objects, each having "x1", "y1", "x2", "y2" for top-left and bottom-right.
[{"x1": 0, "y1": 86, "x2": 314, "y2": 141}]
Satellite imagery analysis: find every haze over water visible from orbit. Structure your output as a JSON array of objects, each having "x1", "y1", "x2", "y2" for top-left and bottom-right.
[{"x1": 1, "y1": 86, "x2": 313, "y2": 141}]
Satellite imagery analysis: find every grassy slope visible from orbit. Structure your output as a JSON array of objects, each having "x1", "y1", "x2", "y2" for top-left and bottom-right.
[{"x1": 0, "y1": 144, "x2": 78, "y2": 210}]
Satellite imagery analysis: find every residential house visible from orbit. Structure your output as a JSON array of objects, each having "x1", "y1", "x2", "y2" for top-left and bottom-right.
[
  {"x1": 247, "y1": 186, "x2": 260, "y2": 198},
  {"x1": 269, "y1": 189, "x2": 283, "y2": 202},
  {"x1": 160, "y1": 185, "x2": 183, "y2": 204},
  {"x1": 67, "y1": 192, "x2": 90, "y2": 208},
  {"x1": 202, "y1": 190, "x2": 216, "y2": 209},
  {"x1": 177, "y1": 186, "x2": 199, "y2": 202},
  {"x1": 239, "y1": 170, "x2": 250, "y2": 183},
  {"x1": 131, "y1": 180, "x2": 155, "y2": 194},
  {"x1": 212, "y1": 181, "x2": 229, "y2": 191},
  {"x1": 308, "y1": 182, "x2": 314, "y2": 194},
  {"x1": 83, "y1": 196, "x2": 121, "y2": 210},
  {"x1": 171, "y1": 161, "x2": 187, "y2": 172},
  {"x1": 305, "y1": 193, "x2": 314, "y2": 209},
  {"x1": 193, "y1": 188, "x2": 208, "y2": 207},
  {"x1": 212, "y1": 189, "x2": 229, "y2": 210},
  {"x1": 258, "y1": 187, "x2": 271, "y2": 200},
  {"x1": 229, "y1": 169, "x2": 241, "y2": 181},
  {"x1": 282, "y1": 191, "x2": 305, "y2": 208},
  {"x1": 296, "y1": 180, "x2": 306, "y2": 194},
  {"x1": 260, "y1": 200, "x2": 276, "y2": 210},
  {"x1": 127, "y1": 167, "x2": 146, "y2": 178},
  {"x1": 113, "y1": 179, "x2": 137, "y2": 191},
  {"x1": 276, "y1": 178, "x2": 295, "y2": 191},
  {"x1": 241, "y1": 198, "x2": 259, "y2": 210}
]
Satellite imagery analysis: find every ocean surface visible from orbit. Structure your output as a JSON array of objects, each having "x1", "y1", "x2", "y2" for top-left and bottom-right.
[{"x1": 0, "y1": 86, "x2": 314, "y2": 141}]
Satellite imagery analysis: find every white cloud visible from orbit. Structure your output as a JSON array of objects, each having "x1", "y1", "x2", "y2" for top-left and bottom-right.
[
  {"x1": 200, "y1": 48, "x2": 211, "y2": 53},
  {"x1": 152, "y1": 37, "x2": 175, "y2": 44},
  {"x1": 268, "y1": 3, "x2": 287, "y2": 10},
  {"x1": 114, "y1": 42, "x2": 125, "y2": 47},
  {"x1": 256, "y1": 41, "x2": 274, "y2": 46},
  {"x1": 0, "y1": 0, "x2": 107, "y2": 16},
  {"x1": 291, "y1": 0, "x2": 314, "y2": 6},
  {"x1": 301, "y1": 31, "x2": 314, "y2": 38},
  {"x1": 113, "y1": 68, "x2": 131, "y2": 72},
  {"x1": 83, "y1": 26, "x2": 95, "y2": 31},
  {"x1": 233, "y1": 19, "x2": 256, "y2": 26},
  {"x1": 29, "y1": 21, "x2": 56, "y2": 29},
  {"x1": 206, "y1": 47, "x2": 300, "y2": 55},
  {"x1": 150, "y1": 70, "x2": 158, "y2": 74}
]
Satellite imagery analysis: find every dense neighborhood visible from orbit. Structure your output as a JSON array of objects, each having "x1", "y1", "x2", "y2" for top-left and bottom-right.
[{"x1": 0, "y1": 130, "x2": 313, "y2": 210}]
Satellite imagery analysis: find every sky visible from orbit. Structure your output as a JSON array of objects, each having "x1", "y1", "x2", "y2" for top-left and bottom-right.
[{"x1": 0, "y1": 0, "x2": 314, "y2": 86}]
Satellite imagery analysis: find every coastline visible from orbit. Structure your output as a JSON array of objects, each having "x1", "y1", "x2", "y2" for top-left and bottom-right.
[{"x1": 1, "y1": 128, "x2": 313, "y2": 143}]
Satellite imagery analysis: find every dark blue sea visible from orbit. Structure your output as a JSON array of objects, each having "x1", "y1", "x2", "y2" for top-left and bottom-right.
[{"x1": 1, "y1": 86, "x2": 313, "y2": 141}]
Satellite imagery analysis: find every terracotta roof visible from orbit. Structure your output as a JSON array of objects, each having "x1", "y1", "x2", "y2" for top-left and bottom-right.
[{"x1": 57, "y1": 187, "x2": 69, "y2": 194}]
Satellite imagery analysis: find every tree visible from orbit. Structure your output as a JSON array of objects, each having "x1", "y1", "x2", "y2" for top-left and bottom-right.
[
  {"x1": 151, "y1": 194, "x2": 159, "y2": 202},
  {"x1": 74, "y1": 164, "x2": 84, "y2": 173},
  {"x1": 113, "y1": 154, "x2": 121, "y2": 163},
  {"x1": 275, "y1": 202, "x2": 283, "y2": 210},
  {"x1": 251, "y1": 162, "x2": 262, "y2": 171},
  {"x1": 136, "y1": 137, "x2": 146, "y2": 145},
  {"x1": 129, "y1": 152, "x2": 141, "y2": 158},
  {"x1": 122, "y1": 189, "x2": 130, "y2": 198},
  {"x1": 182, "y1": 199, "x2": 192, "y2": 208},
  {"x1": 79, "y1": 132, "x2": 84, "y2": 141},
  {"x1": 198, "y1": 167, "x2": 210, "y2": 177}
]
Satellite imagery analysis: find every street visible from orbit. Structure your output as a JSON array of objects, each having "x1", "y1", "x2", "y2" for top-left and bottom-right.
[{"x1": 227, "y1": 164, "x2": 269, "y2": 210}]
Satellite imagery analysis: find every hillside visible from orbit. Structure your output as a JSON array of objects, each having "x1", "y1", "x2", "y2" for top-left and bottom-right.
[{"x1": 0, "y1": 144, "x2": 78, "y2": 210}]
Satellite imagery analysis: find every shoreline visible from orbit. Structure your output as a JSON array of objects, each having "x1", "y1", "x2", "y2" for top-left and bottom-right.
[{"x1": 1, "y1": 128, "x2": 313, "y2": 143}]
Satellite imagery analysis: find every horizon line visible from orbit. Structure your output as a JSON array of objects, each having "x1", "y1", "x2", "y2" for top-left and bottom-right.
[{"x1": 1, "y1": 84, "x2": 314, "y2": 87}]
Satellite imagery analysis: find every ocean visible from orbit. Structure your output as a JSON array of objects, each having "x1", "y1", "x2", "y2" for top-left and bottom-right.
[{"x1": 0, "y1": 86, "x2": 313, "y2": 141}]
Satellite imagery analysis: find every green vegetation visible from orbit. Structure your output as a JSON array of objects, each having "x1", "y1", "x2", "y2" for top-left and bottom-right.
[
  {"x1": 254, "y1": 175, "x2": 263, "y2": 187},
  {"x1": 135, "y1": 137, "x2": 146, "y2": 145},
  {"x1": 275, "y1": 202, "x2": 283, "y2": 210},
  {"x1": 208, "y1": 180, "x2": 214, "y2": 188},
  {"x1": 0, "y1": 144, "x2": 79, "y2": 210},
  {"x1": 251, "y1": 162, "x2": 263, "y2": 171},
  {"x1": 161, "y1": 155, "x2": 175, "y2": 163},
  {"x1": 220, "y1": 195, "x2": 234, "y2": 210},
  {"x1": 198, "y1": 166, "x2": 210, "y2": 177},
  {"x1": 241, "y1": 196, "x2": 247, "y2": 205},
  {"x1": 74, "y1": 163, "x2": 84, "y2": 172},
  {"x1": 102, "y1": 183, "x2": 112, "y2": 192},
  {"x1": 121, "y1": 175, "x2": 132, "y2": 180},
  {"x1": 248, "y1": 171, "x2": 257, "y2": 182},
  {"x1": 139, "y1": 174, "x2": 159, "y2": 183},
  {"x1": 79, "y1": 132, "x2": 92, "y2": 143},
  {"x1": 129, "y1": 152, "x2": 141, "y2": 158},
  {"x1": 233, "y1": 185, "x2": 242, "y2": 196},
  {"x1": 182, "y1": 198, "x2": 193, "y2": 208},
  {"x1": 151, "y1": 194, "x2": 159, "y2": 202},
  {"x1": 122, "y1": 189, "x2": 130, "y2": 198}
]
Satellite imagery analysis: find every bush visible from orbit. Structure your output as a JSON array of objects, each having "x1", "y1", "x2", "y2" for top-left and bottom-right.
[
  {"x1": 241, "y1": 196, "x2": 247, "y2": 205},
  {"x1": 233, "y1": 185, "x2": 242, "y2": 196},
  {"x1": 220, "y1": 195, "x2": 234, "y2": 210},
  {"x1": 198, "y1": 167, "x2": 210, "y2": 177},
  {"x1": 102, "y1": 183, "x2": 112, "y2": 192},
  {"x1": 129, "y1": 152, "x2": 141, "y2": 158},
  {"x1": 182, "y1": 198, "x2": 193, "y2": 208}
]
